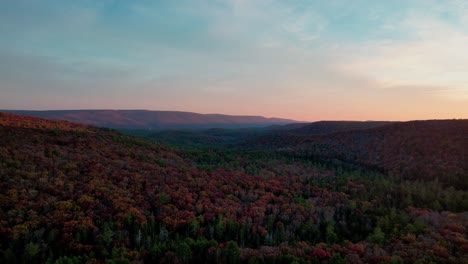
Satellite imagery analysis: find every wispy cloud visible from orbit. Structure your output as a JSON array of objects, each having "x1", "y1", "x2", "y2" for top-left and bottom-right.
[{"x1": 334, "y1": 0, "x2": 468, "y2": 102}]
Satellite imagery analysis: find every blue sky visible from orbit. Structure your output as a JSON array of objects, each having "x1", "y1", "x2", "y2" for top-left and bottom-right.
[{"x1": 1, "y1": 0, "x2": 467, "y2": 120}]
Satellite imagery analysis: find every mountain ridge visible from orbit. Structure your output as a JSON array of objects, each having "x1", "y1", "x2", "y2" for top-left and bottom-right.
[{"x1": 0, "y1": 109, "x2": 300, "y2": 129}]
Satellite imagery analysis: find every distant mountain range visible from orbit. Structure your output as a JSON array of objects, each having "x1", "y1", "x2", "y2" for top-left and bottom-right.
[{"x1": 0, "y1": 110, "x2": 299, "y2": 129}]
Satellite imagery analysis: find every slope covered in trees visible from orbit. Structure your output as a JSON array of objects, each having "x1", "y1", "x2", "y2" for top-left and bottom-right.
[
  {"x1": 289, "y1": 121, "x2": 395, "y2": 136},
  {"x1": 1, "y1": 113, "x2": 467, "y2": 263},
  {"x1": 125, "y1": 121, "x2": 393, "y2": 149},
  {"x1": 243, "y1": 120, "x2": 468, "y2": 190},
  {"x1": 137, "y1": 127, "x2": 270, "y2": 149}
]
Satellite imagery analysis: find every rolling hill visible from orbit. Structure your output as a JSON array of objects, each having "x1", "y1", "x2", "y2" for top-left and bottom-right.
[
  {"x1": 1, "y1": 110, "x2": 299, "y2": 129},
  {"x1": 244, "y1": 120, "x2": 468, "y2": 190}
]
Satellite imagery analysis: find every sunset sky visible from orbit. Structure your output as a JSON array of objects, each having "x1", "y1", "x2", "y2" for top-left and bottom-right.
[{"x1": 1, "y1": 0, "x2": 467, "y2": 121}]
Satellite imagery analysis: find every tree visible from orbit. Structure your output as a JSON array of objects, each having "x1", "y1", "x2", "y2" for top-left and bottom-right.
[
  {"x1": 223, "y1": 241, "x2": 240, "y2": 264},
  {"x1": 326, "y1": 223, "x2": 338, "y2": 244},
  {"x1": 175, "y1": 241, "x2": 192, "y2": 264},
  {"x1": 101, "y1": 222, "x2": 114, "y2": 247},
  {"x1": 24, "y1": 242, "x2": 40, "y2": 261},
  {"x1": 367, "y1": 227, "x2": 385, "y2": 244}
]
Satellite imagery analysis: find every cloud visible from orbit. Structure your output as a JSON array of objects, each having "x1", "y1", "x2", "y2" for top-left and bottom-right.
[{"x1": 334, "y1": 2, "x2": 468, "y2": 101}]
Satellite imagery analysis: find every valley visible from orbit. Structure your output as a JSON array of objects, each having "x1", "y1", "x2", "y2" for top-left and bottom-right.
[{"x1": 1, "y1": 112, "x2": 467, "y2": 263}]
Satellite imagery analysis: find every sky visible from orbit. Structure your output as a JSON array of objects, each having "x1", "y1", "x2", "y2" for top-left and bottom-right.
[{"x1": 1, "y1": 0, "x2": 467, "y2": 121}]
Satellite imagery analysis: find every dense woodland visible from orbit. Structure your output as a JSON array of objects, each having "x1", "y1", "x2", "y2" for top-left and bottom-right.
[
  {"x1": 0, "y1": 112, "x2": 467, "y2": 263},
  {"x1": 242, "y1": 120, "x2": 468, "y2": 190}
]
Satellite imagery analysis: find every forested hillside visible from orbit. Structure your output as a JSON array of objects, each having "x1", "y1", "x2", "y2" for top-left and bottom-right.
[
  {"x1": 244, "y1": 120, "x2": 468, "y2": 190},
  {"x1": 127, "y1": 121, "x2": 393, "y2": 149},
  {"x1": 289, "y1": 121, "x2": 395, "y2": 136},
  {"x1": 1, "y1": 113, "x2": 467, "y2": 263}
]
